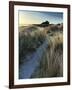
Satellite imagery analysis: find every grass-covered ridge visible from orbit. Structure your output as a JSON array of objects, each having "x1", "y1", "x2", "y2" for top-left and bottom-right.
[{"x1": 19, "y1": 22, "x2": 63, "y2": 78}]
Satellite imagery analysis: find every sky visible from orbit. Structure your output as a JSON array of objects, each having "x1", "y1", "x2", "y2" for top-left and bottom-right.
[{"x1": 19, "y1": 10, "x2": 63, "y2": 26}]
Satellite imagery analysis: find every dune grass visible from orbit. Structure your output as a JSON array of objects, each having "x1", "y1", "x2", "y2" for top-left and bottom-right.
[
  {"x1": 31, "y1": 32, "x2": 63, "y2": 78},
  {"x1": 19, "y1": 24, "x2": 63, "y2": 78},
  {"x1": 19, "y1": 30, "x2": 46, "y2": 64}
]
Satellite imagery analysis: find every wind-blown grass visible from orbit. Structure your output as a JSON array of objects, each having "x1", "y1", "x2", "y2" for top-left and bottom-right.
[
  {"x1": 31, "y1": 32, "x2": 63, "y2": 78},
  {"x1": 19, "y1": 24, "x2": 63, "y2": 78},
  {"x1": 19, "y1": 30, "x2": 46, "y2": 64}
]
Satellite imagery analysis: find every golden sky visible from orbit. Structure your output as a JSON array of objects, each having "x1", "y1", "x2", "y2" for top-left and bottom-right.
[{"x1": 19, "y1": 10, "x2": 63, "y2": 26}]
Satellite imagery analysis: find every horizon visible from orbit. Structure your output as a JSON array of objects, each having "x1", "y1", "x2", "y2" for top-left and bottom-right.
[{"x1": 19, "y1": 10, "x2": 63, "y2": 26}]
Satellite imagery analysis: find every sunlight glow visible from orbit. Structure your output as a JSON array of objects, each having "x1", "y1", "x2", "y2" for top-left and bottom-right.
[{"x1": 19, "y1": 10, "x2": 63, "y2": 26}]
